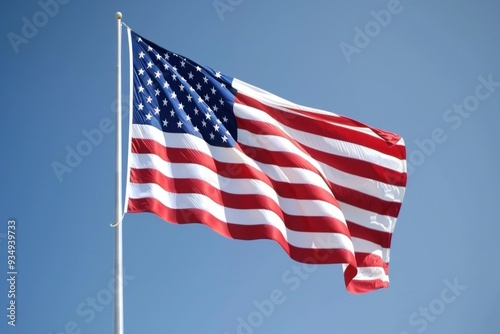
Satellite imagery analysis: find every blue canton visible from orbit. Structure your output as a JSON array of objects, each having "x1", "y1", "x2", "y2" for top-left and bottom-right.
[{"x1": 131, "y1": 31, "x2": 238, "y2": 147}]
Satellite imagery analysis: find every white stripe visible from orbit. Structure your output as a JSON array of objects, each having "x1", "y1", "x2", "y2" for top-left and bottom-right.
[
  {"x1": 352, "y1": 237, "x2": 390, "y2": 262},
  {"x1": 130, "y1": 153, "x2": 346, "y2": 222},
  {"x1": 349, "y1": 267, "x2": 389, "y2": 282},
  {"x1": 133, "y1": 123, "x2": 406, "y2": 204},
  {"x1": 237, "y1": 128, "x2": 326, "y2": 176},
  {"x1": 339, "y1": 202, "x2": 398, "y2": 233},
  {"x1": 320, "y1": 161, "x2": 406, "y2": 202},
  {"x1": 132, "y1": 124, "x2": 405, "y2": 231},
  {"x1": 234, "y1": 104, "x2": 405, "y2": 202},
  {"x1": 234, "y1": 102, "x2": 405, "y2": 173},
  {"x1": 128, "y1": 182, "x2": 354, "y2": 252},
  {"x1": 132, "y1": 124, "x2": 333, "y2": 193},
  {"x1": 232, "y1": 78, "x2": 399, "y2": 141}
]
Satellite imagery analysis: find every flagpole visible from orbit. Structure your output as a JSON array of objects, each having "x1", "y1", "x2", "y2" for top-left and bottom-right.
[{"x1": 114, "y1": 11, "x2": 124, "y2": 334}]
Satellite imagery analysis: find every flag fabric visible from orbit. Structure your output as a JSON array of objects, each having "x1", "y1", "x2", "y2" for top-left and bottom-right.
[{"x1": 125, "y1": 28, "x2": 407, "y2": 294}]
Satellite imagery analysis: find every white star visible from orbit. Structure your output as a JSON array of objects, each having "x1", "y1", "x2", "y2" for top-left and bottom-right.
[
  {"x1": 214, "y1": 124, "x2": 220, "y2": 132},
  {"x1": 147, "y1": 45, "x2": 153, "y2": 52},
  {"x1": 173, "y1": 66, "x2": 177, "y2": 72},
  {"x1": 138, "y1": 51, "x2": 145, "y2": 58},
  {"x1": 193, "y1": 107, "x2": 199, "y2": 115},
  {"x1": 138, "y1": 68, "x2": 145, "y2": 75},
  {"x1": 185, "y1": 114, "x2": 191, "y2": 122},
  {"x1": 180, "y1": 60, "x2": 186, "y2": 67},
  {"x1": 219, "y1": 98, "x2": 224, "y2": 105},
  {"x1": 170, "y1": 92, "x2": 177, "y2": 99},
  {"x1": 188, "y1": 72, "x2": 194, "y2": 80},
  {"x1": 146, "y1": 96, "x2": 153, "y2": 103},
  {"x1": 154, "y1": 107, "x2": 160, "y2": 114},
  {"x1": 204, "y1": 94, "x2": 210, "y2": 101},
  {"x1": 198, "y1": 96, "x2": 204, "y2": 103},
  {"x1": 147, "y1": 79, "x2": 153, "y2": 86},
  {"x1": 203, "y1": 76, "x2": 208, "y2": 84},
  {"x1": 211, "y1": 87, "x2": 216, "y2": 95},
  {"x1": 205, "y1": 112, "x2": 211, "y2": 119},
  {"x1": 221, "y1": 83, "x2": 226, "y2": 88},
  {"x1": 138, "y1": 103, "x2": 144, "y2": 110},
  {"x1": 162, "y1": 119, "x2": 168, "y2": 127},
  {"x1": 222, "y1": 116, "x2": 228, "y2": 123},
  {"x1": 215, "y1": 71, "x2": 221, "y2": 78},
  {"x1": 155, "y1": 71, "x2": 161, "y2": 78},
  {"x1": 155, "y1": 89, "x2": 160, "y2": 96},
  {"x1": 163, "y1": 81, "x2": 170, "y2": 89},
  {"x1": 201, "y1": 120, "x2": 207, "y2": 127},
  {"x1": 186, "y1": 95, "x2": 192, "y2": 102},
  {"x1": 145, "y1": 113, "x2": 152, "y2": 120},
  {"x1": 147, "y1": 61, "x2": 153, "y2": 68},
  {"x1": 196, "y1": 83, "x2": 202, "y2": 90},
  {"x1": 179, "y1": 84, "x2": 185, "y2": 91},
  {"x1": 163, "y1": 63, "x2": 169, "y2": 70},
  {"x1": 170, "y1": 109, "x2": 175, "y2": 117},
  {"x1": 178, "y1": 103, "x2": 184, "y2": 110},
  {"x1": 156, "y1": 53, "x2": 162, "y2": 60},
  {"x1": 163, "y1": 99, "x2": 168, "y2": 106},
  {"x1": 196, "y1": 66, "x2": 201, "y2": 72},
  {"x1": 171, "y1": 73, "x2": 177, "y2": 81},
  {"x1": 138, "y1": 86, "x2": 145, "y2": 93},
  {"x1": 213, "y1": 105, "x2": 218, "y2": 112},
  {"x1": 209, "y1": 132, "x2": 215, "y2": 140},
  {"x1": 137, "y1": 37, "x2": 142, "y2": 42},
  {"x1": 177, "y1": 121, "x2": 183, "y2": 128},
  {"x1": 193, "y1": 126, "x2": 199, "y2": 132},
  {"x1": 164, "y1": 53, "x2": 170, "y2": 60},
  {"x1": 221, "y1": 135, "x2": 228, "y2": 143}
]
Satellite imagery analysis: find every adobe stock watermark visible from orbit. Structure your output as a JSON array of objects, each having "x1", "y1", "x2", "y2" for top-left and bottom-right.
[
  {"x1": 399, "y1": 277, "x2": 467, "y2": 334},
  {"x1": 340, "y1": 0, "x2": 411, "y2": 64},
  {"x1": 213, "y1": 0, "x2": 244, "y2": 21},
  {"x1": 407, "y1": 73, "x2": 499, "y2": 176},
  {"x1": 47, "y1": 270, "x2": 135, "y2": 334},
  {"x1": 7, "y1": 0, "x2": 71, "y2": 54},
  {"x1": 223, "y1": 238, "x2": 334, "y2": 334},
  {"x1": 51, "y1": 96, "x2": 130, "y2": 183}
]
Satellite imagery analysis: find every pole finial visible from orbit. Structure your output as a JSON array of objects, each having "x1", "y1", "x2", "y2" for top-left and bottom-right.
[{"x1": 116, "y1": 12, "x2": 122, "y2": 20}]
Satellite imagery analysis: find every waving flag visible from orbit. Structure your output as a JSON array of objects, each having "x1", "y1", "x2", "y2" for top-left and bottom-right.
[{"x1": 125, "y1": 29, "x2": 407, "y2": 293}]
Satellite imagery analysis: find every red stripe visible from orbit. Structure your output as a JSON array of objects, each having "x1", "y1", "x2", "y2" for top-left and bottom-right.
[
  {"x1": 129, "y1": 168, "x2": 350, "y2": 234},
  {"x1": 347, "y1": 221, "x2": 392, "y2": 249},
  {"x1": 346, "y1": 277, "x2": 389, "y2": 294},
  {"x1": 344, "y1": 253, "x2": 389, "y2": 293},
  {"x1": 235, "y1": 93, "x2": 406, "y2": 158},
  {"x1": 333, "y1": 183, "x2": 401, "y2": 218},
  {"x1": 301, "y1": 143, "x2": 407, "y2": 187},
  {"x1": 237, "y1": 117, "x2": 404, "y2": 216},
  {"x1": 127, "y1": 197, "x2": 356, "y2": 266},
  {"x1": 237, "y1": 115, "x2": 407, "y2": 187},
  {"x1": 132, "y1": 138, "x2": 338, "y2": 205},
  {"x1": 133, "y1": 136, "x2": 402, "y2": 218}
]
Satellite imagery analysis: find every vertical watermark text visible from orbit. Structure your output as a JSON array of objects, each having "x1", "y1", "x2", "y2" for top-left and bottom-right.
[{"x1": 6, "y1": 219, "x2": 17, "y2": 327}]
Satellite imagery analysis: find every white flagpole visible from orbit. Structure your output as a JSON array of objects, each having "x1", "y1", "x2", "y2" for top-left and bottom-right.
[{"x1": 114, "y1": 11, "x2": 124, "y2": 334}]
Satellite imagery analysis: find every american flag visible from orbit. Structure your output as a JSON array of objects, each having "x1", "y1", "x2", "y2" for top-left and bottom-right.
[{"x1": 125, "y1": 29, "x2": 407, "y2": 293}]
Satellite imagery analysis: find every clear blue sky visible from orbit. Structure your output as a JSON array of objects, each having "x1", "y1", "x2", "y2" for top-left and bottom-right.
[{"x1": 1, "y1": 0, "x2": 500, "y2": 333}]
